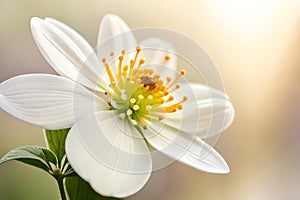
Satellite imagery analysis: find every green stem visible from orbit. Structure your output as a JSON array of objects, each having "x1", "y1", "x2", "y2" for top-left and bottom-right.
[{"x1": 57, "y1": 176, "x2": 67, "y2": 200}]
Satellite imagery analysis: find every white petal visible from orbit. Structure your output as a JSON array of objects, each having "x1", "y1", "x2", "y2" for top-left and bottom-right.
[
  {"x1": 139, "y1": 37, "x2": 177, "y2": 79},
  {"x1": 0, "y1": 74, "x2": 108, "y2": 130},
  {"x1": 31, "y1": 17, "x2": 107, "y2": 92},
  {"x1": 161, "y1": 82, "x2": 234, "y2": 138},
  {"x1": 96, "y1": 14, "x2": 137, "y2": 57},
  {"x1": 65, "y1": 111, "x2": 152, "y2": 198},
  {"x1": 182, "y1": 82, "x2": 230, "y2": 100},
  {"x1": 143, "y1": 125, "x2": 229, "y2": 173}
]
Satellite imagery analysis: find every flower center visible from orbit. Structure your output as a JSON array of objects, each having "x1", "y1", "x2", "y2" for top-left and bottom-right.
[{"x1": 101, "y1": 47, "x2": 187, "y2": 129}]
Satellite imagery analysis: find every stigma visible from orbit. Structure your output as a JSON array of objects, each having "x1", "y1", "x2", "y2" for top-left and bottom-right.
[{"x1": 101, "y1": 47, "x2": 187, "y2": 128}]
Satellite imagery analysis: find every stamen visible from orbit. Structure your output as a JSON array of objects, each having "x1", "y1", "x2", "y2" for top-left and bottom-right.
[
  {"x1": 138, "y1": 95, "x2": 144, "y2": 99},
  {"x1": 147, "y1": 95, "x2": 153, "y2": 100},
  {"x1": 178, "y1": 104, "x2": 183, "y2": 110},
  {"x1": 130, "y1": 46, "x2": 142, "y2": 71},
  {"x1": 170, "y1": 84, "x2": 180, "y2": 93},
  {"x1": 164, "y1": 89, "x2": 169, "y2": 95},
  {"x1": 158, "y1": 115, "x2": 164, "y2": 120},
  {"x1": 110, "y1": 51, "x2": 114, "y2": 57},
  {"x1": 102, "y1": 58, "x2": 115, "y2": 84},
  {"x1": 130, "y1": 60, "x2": 134, "y2": 71},
  {"x1": 118, "y1": 55, "x2": 124, "y2": 78},
  {"x1": 146, "y1": 105, "x2": 152, "y2": 110},
  {"x1": 130, "y1": 98, "x2": 136, "y2": 104},
  {"x1": 166, "y1": 76, "x2": 172, "y2": 83},
  {"x1": 164, "y1": 96, "x2": 188, "y2": 113},
  {"x1": 154, "y1": 74, "x2": 160, "y2": 80},
  {"x1": 122, "y1": 65, "x2": 128, "y2": 76},
  {"x1": 148, "y1": 69, "x2": 154, "y2": 75},
  {"x1": 133, "y1": 105, "x2": 140, "y2": 111},
  {"x1": 138, "y1": 58, "x2": 146, "y2": 68},
  {"x1": 168, "y1": 69, "x2": 185, "y2": 89},
  {"x1": 165, "y1": 55, "x2": 171, "y2": 61},
  {"x1": 127, "y1": 109, "x2": 133, "y2": 116},
  {"x1": 166, "y1": 95, "x2": 174, "y2": 102}
]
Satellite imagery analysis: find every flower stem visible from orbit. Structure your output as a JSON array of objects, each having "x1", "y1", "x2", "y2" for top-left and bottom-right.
[{"x1": 57, "y1": 176, "x2": 67, "y2": 200}]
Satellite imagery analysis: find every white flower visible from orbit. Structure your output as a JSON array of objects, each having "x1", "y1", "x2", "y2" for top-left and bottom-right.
[{"x1": 0, "y1": 14, "x2": 234, "y2": 197}]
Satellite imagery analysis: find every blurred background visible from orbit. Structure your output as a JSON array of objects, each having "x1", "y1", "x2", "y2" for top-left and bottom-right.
[{"x1": 1, "y1": 0, "x2": 300, "y2": 199}]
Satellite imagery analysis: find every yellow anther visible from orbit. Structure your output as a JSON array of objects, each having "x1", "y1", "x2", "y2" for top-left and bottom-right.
[
  {"x1": 159, "y1": 85, "x2": 166, "y2": 91},
  {"x1": 121, "y1": 50, "x2": 126, "y2": 55},
  {"x1": 157, "y1": 80, "x2": 163, "y2": 84},
  {"x1": 164, "y1": 107, "x2": 177, "y2": 113},
  {"x1": 158, "y1": 98, "x2": 164, "y2": 104},
  {"x1": 166, "y1": 95, "x2": 174, "y2": 102},
  {"x1": 180, "y1": 69, "x2": 185, "y2": 75},
  {"x1": 148, "y1": 69, "x2": 154, "y2": 75},
  {"x1": 138, "y1": 58, "x2": 146, "y2": 68},
  {"x1": 166, "y1": 76, "x2": 172, "y2": 83},
  {"x1": 164, "y1": 90, "x2": 169, "y2": 95},
  {"x1": 158, "y1": 115, "x2": 164, "y2": 120},
  {"x1": 183, "y1": 96, "x2": 188, "y2": 102},
  {"x1": 154, "y1": 74, "x2": 160, "y2": 79},
  {"x1": 110, "y1": 51, "x2": 114, "y2": 56},
  {"x1": 154, "y1": 91, "x2": 165, "y2": 98},
  {"x1": 165, "y1": 55, "x2": 171, "y2": 61}
]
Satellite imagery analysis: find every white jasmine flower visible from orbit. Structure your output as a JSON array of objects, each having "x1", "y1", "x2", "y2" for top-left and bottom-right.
[{"x1": 0, "y1": 14, "x2": 234, "y2": 198}]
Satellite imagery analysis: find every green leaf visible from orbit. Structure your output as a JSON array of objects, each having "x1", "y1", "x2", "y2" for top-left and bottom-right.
[
  {"x1": 45, "y1": 128, "x2": 70, "y2": 164},
  {"x1": 65, "y1": 176, "x2": 121, "y2": 200},
  {"x1": 0, "y1": 146, "x2": 57, "y2": 173}
]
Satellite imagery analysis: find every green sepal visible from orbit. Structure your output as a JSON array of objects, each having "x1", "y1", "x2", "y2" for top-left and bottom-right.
[
  {"x1": 0, "y1": 146, "x2": 57, "y2": 173},
  {"x1": 65, "y1": 175, "x2": 121, "y2": 200},
  {"x1": 45, "y1": 128, "x2": 70, "y2": 164}
]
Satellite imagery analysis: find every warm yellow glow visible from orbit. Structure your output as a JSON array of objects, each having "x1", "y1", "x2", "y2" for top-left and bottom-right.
[{"x1": 213, "y1": 0, "x2": 278, "y2": 31}]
